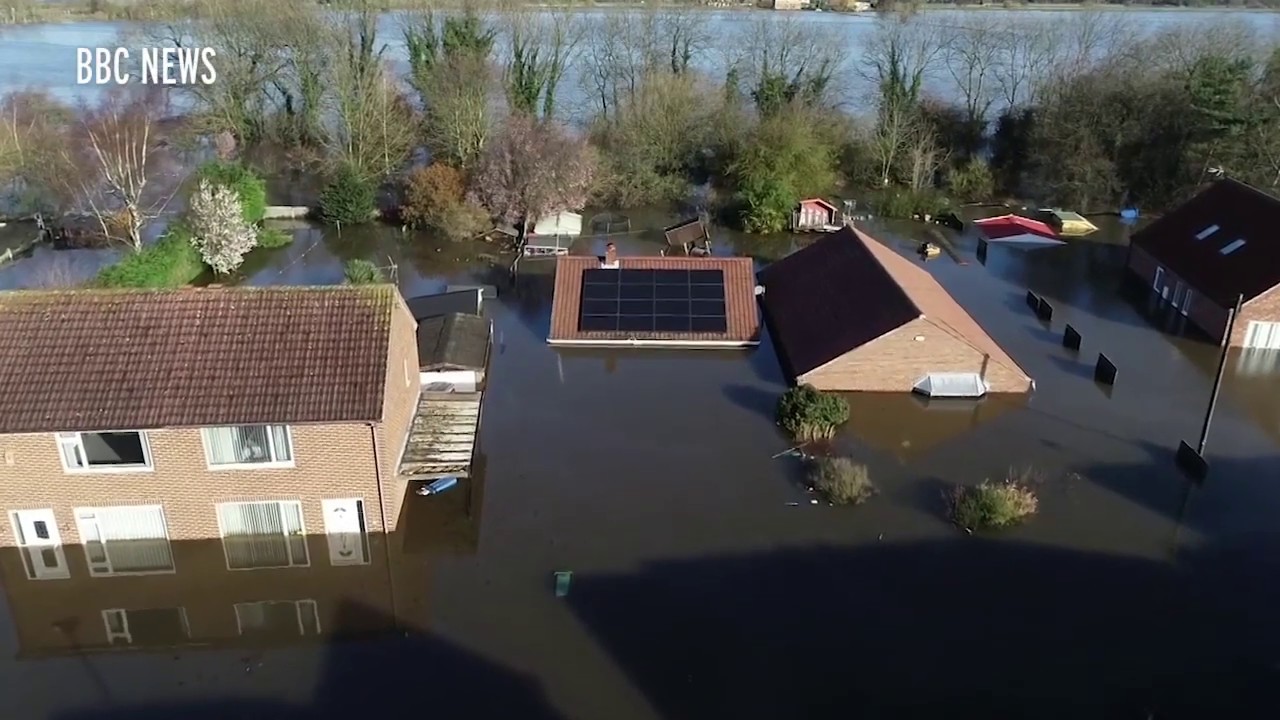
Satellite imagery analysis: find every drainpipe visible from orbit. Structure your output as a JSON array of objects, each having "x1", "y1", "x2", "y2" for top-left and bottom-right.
[
  {"x1": 370, "y1": 422, "x2": 398, "y2": 629},
  {"x1": 1197, "y1": 293, "x2": 1245, "y2": 455}
]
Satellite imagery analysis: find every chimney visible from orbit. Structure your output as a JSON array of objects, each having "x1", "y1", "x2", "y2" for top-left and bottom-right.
[{"x1": 601, "y1": 242, "x2": 619, "y2": 269}]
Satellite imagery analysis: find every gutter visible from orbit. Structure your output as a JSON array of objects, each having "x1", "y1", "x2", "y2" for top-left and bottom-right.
[{"x1": 370, "y1": 422, "x2": 397, "y2": 629}]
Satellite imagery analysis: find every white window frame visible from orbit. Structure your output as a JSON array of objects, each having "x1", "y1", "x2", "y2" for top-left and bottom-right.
[
  {"x1": 55, "y1": 431, "x2": 153, "y2": 474},
  {"x1": 74, "y1": 505, "x2": 176, "y2": 577},
  {"x1": 233, "y1": 599, "x2": 320, "y2": 636},
  {"x1": 216, "y1": 500, "x2": 310, "y2": 570},
  {"x1": 1153, "y1": 267, "x2": 1165, "y2": 292},
  {"x1": 9, "y1": 509, "x2": 70, "y2": 580},
  {"x1": 101, "y1": 607, "x2": 191, "y2": 646},
  {"x1": 201, "y1": 425, "x2": 295, "y2": 470}
]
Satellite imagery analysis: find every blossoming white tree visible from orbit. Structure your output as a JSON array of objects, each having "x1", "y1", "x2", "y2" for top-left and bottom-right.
[{"x1": 187, "y1": 179, "x2": 258, "y2": 275}]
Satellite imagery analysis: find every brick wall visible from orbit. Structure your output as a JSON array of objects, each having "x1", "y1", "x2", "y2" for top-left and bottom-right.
[
  {"x1": 801, "y1": 318, "x2": 1033, "y2": 393},
  {"x1": 1128, "y1": 245, "x2": 1231, "y2": 344},
  {"x1": 1236, "y1": 283, "x2": 1280, "y2": 347},
  {"x1": 0, "y1": 421, "x2": 383, "y2": 549},
  {"x1": 375, "y1": 295, "x2": 421, "y2": 533}
]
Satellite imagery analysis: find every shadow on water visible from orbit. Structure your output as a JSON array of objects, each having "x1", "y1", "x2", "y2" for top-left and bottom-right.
[{"x1": 566, "y1": 538, "x2": 1280, "y2": 719}]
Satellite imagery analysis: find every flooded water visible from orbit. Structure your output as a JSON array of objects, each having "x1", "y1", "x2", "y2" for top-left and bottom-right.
[
  {"x1": 1, "y1": 9, "x2": 1277, "y2": 113},
  {"x1": 5, "y1": 206, "x2": 1280, "y2": 717}
]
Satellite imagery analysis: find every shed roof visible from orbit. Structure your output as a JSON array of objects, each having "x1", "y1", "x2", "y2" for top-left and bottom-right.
[
  {"x1": 0, "y1": 285, "x2": 400, "y2": 434},
  {"x1": 1131, "y1": 178, "x2": 1280, "y2": 306},
  {"x1": 758, "y1": 227, "x2": 1030, "y2": 381},
  {"x1": 418, "y1": 313, "x2": 492, "y2": 371},
  {"x1": 406, "y1": 289, "x2": 483, "y2": 320}
]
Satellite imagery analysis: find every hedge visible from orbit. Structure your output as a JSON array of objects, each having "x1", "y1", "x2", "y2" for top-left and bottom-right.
[
  {"x1": 94, "y1": 228, "x2": 205, "y2": 289},
  {"x1": 196, "y1": 161, "x2": 267, "y2": 224}
]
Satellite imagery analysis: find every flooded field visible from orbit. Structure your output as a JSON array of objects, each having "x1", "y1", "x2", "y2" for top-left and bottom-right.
[{"x1": 5, "y1": 210, "x2": 1280, "y2": 718}]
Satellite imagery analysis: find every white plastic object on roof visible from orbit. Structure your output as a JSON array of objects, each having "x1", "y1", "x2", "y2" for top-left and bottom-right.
[{"x1": 912, "y1": 373, "x2": 989, "y2": 399}]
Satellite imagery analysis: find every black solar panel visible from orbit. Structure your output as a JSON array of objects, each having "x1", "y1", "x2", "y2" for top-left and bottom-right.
[{"x1": 578, "y1": 268, "x2": 728, "y2": 334}]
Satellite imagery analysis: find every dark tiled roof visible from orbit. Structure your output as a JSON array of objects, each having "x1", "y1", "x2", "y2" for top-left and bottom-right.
[
  {"x1": 0, "y1": 285, "x2": 399, "y2": 434},
  {"x1": 418, "y1": 313, "x2": 491, "y2": 371},
  {"x1": 758, "y1": 227, "x2": 1029, "y2": 381},
  {"x1": 406, "y1": 289, "x2": 482, "y2": 320},
  {"x1": 758, "y1": 228, "x2": 921, "y2": 376},
  {"x1": 548, "y1": 256, "x2": 760, "y2": 346},
  {"x1": 1131, "y1": 178, "x2": 1280, "y2": 306}
]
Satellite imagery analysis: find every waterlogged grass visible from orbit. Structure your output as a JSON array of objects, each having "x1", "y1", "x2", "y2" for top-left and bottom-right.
[
  {"x1": 94, "y1": 228, "x2": 204, "y2": 289},
  {"x1": 776, "y1": 385, "x2": 850, "y2": 442},
  {"x1": 809, "y1": 457, "x2": 876, "y2": 506},
  {"x1": 949, "y1": 470, "x2": 1040, "y2": 531}
]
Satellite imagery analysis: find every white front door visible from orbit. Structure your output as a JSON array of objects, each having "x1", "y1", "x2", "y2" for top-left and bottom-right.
[
  {"x1": 321, "y1": 498, "x2": 369, "y2": 566},
  {"x1": 11, "y1": 509, "x2": 69, "y2": 580},
  {"x1": 1244, "y1": 321, "x2": 1280, "y2": 349}
]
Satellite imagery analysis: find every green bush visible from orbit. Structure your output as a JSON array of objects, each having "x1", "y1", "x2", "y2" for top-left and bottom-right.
[
  {"x1": 809, "y1": 457, "x2": 875, "y2": 506},
  {"x1": 775, "y1": 384, "x2": 850, "y2": 442},
  {"x1": 196, "y1": 161, "x2": 267, "y2": 224},
  {"x1": 872, "y1": 188, "x2": 952, "y2": 220},
  {"x1": 94, "y1": 228, "x2": 205, "y2": 288},
  {"x1": 945, "y1": 159, "x2": 995, "y2": 203},
  {"x1": 319, "y1": 166, "x2": 376, "y2": 226},
  {"x1": 949, "y1": 475, "x2": 1039, "y2": 530},
  {"x1": 257, "y1": 228, "x2": 293, "y2": 248},
  {"x1": 343, "y1": 258, "x2": 384, "y2": 285}
]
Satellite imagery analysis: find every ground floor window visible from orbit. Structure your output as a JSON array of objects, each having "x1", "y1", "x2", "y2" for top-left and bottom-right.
[
  {"x1": 1244, "y1": 321, "x2": 1280, "y2": 350},
  {"x1": 217, "y1": 500, "x2": 308, "y2": 569},
  {"x1": 234, "y1": 600, "x2": 320, "y2": 639},
  {"x1": 75, "y1": 505, "x2": 175, "y2": 575},
  {"x1": 102, "y1": 608, "x2": 190, "y2": 646}
]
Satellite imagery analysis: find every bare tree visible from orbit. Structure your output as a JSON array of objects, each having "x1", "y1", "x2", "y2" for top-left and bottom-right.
[
  {"x1": 859, "y1": 13, "x2": 943, "y2": 116},
  {"x1": 942, "y1": 17, "x2": 1002, "y2": 126},
  {"x1": 0, "y1": 91, "x2": 74, "y2": 214},
  {"x1": 994, "y1": 17, "x2": 1061, "y2": 110},
  {"x1": 61, "y1": 89, "x2": 180, "y2": 252},
  {"x1": 502, "y1": 7, "x2": 584, "y2": 119},
  {"x1": 468, "y1": 115, "x2": 596, "y2": 250},
  {"x1": 580, "y1": 9, "x2": 666, "y2": 122},
  {"x1": 736, "y1": 13, "x2": 849, "y2": 112}
]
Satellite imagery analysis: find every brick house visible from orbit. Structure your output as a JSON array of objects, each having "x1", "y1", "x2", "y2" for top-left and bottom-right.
[
  {"x1": 757, "y1": 227, "x2": 1033, "y2": 394},
  {"x1": 1126, "y1": 178, "x2": 1280, "y2": 348},
  {"x1": 0, "y1": 285, "x2": 421, "y2": 586}
]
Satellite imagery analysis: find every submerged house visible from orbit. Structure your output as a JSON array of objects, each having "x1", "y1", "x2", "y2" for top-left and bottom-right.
[
  {"x1": 1126, "y1": 178, "x2": 1280, "y2": 348},
  {"x1": 757, "y1": 227, "x2": 1033, "y2": 395},
  {"x1": 547, "y1": 244, "x2": 761, "y2": 348},
  {"x1": 974, "y1": 214, "x2": 1064, "y2": 247},
  {"x1": 0, "y1": 285, "x2": 423, "y2": 583}
]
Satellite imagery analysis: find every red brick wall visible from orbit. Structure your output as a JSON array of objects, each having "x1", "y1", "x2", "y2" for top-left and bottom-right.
[
  {"x1": 1236, "y1": 283, "x2": 1280, "y2": 347},
  {"x1": 799, "y1": 318, "x2": 1033, "y2": 393}
]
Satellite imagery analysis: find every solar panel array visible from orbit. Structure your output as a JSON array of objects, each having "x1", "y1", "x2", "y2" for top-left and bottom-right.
[{"x1": 578, "y1": 268, "x2": 728, "y2": 333}]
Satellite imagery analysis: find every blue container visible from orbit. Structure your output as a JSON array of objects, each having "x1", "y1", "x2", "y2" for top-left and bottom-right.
[
  {"x1": 1120, "y1": 208, "x2": 1139, "y2": 220},
  {"x1": 417, "y1": 476, "x2": 459, "y2": 496}
]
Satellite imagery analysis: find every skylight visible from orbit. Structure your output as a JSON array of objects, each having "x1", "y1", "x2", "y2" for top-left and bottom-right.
[
  {"x1": 1194, "y1": 224, "x2": 1221, "y2": 240},
  {"x1": 1219, "y1": 239, "x2": 1247, "y2": 255}
]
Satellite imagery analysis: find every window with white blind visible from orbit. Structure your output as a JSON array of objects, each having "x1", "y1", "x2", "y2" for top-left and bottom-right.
[
  {"x1": 202, "y1": 425, "x2": 294, "y2": 468},
  {"x1": 217, "y1": 501, "x2": 308, "y2": 570},
  {"x1": 74, "y1": 506, "x2": 175, "y2": 576},
  {"x1": 234, "y1": 600, "x2": 320, "y2": 638},
  {"x1": 56, "y1": 431, "x2": 152, "y2": 472}
]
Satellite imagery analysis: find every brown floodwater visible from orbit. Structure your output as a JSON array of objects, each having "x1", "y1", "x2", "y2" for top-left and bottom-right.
[{"x1": 4, "y1": 209, "x2": 1280, "y2": 718}]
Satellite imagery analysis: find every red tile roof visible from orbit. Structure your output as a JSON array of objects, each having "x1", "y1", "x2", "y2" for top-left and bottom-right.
[
  {"x1": 974, "y1": 214, "x2": 1058, "y2": 241},
  {"x1": 548, "y1": 256, "x2": 760, "y2": 346},
  {"x1": 1131, "y1": 178, "x2": 1280, "y2": 306},
  {"x1": 0, "y1": 285, "x2": 403, "y2": 434}
]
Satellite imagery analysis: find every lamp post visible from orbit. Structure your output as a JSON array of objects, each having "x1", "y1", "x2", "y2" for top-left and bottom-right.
[{"x1": 1197, "y1": 293, "x2": 1244, "y2": 456}]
